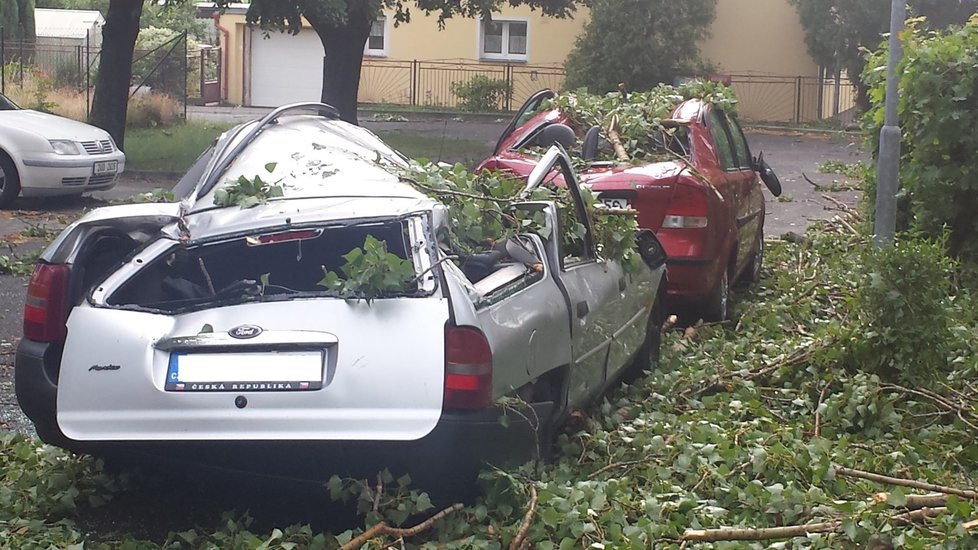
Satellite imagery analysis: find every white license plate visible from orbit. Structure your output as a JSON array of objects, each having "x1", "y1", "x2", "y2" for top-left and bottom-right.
[
  {"x1": 600, "y1": 197, "x2": 631, "y2": 209},
  {"x1": 93, "y1": 160, "x2": 118, "y2": 176},
  {"x1": 165, "y1": 350, "x2": 324, "y2": 392}
]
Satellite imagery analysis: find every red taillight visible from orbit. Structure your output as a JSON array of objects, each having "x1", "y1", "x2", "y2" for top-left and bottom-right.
[
  {"x1": 662, "y1": 185, "x2": 709, "y2": 229},
  {"x1": 444, "y1": 325, "x2": 493, "y2": 409},
  {"x1": 23, "y1": 263, "x2": 71, "y2": 343}
]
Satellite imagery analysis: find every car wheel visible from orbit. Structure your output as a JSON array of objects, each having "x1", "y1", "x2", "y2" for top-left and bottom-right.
[
  {"x1": 703, "y1": 269, "x2": 730, "y2": 322},
  {"x1": 628, "y1": 298, "x2": 665, "y2": 378},
  {"x1": 744, "y1": 236, "x2": 763, "y2": 284},
  {"x1": 0, "y1": 155, "x2": 21, "y2": 209}
]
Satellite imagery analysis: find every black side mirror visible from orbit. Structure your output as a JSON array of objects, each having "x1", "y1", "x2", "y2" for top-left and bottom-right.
[
  {"x1": 636, "y1": 229, "x2": 667, "y2": 269},
  {"x1": 753, "y1": 152, "x2": 782, "y2": 197}
]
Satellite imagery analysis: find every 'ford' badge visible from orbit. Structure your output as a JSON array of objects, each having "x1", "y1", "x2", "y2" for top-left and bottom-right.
[{"x1": 229, "y1": 325, "x2": 263, "y2": 339}]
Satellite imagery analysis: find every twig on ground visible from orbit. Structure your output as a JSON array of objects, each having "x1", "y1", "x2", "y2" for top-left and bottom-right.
[
  {"x1": 814, "y1": 379, "x2": 832, "y2": 437},
  {"x1": 836, "y1": 467, "x2": 978, "y2": 500},
  {"x1": 682, "y1": 521, "x2": 841, "y2": 542},
  {"x1": 509, "y1": 485, "x2": 538, "y2": 550},
  {"x1": 339, "y1": 503, "x2": 464, "y2": 550}
]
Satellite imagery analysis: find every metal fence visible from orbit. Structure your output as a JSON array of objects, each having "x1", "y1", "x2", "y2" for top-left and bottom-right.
[
  {"x1": 727, "y1": 73, "x2": 859, "y2": 125},
  {"x1": 0, "y1": 28, "x2": 219, "y2": 119}
]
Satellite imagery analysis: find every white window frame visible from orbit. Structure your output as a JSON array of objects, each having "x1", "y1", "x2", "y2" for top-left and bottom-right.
[
  {"x1": 364, "y1": 16, "x2": 388, "y2": 57},
  {"x1": 478, "y1": 18, "x2": 529, "y2": 62}
]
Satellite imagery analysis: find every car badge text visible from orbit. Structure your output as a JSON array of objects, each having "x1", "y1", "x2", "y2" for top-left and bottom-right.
[
  {"x1": 88, "y1": 364, "x2": 121, "y2": 372},
  {"x1": 229, "y1": 325, "x2": 263, "y2": 339}
]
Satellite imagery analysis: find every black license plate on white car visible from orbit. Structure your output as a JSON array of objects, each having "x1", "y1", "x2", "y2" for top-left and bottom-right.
[
  {"x1": 93, "y1": 160, "x2": 118, "y2": 176},
  {"x1": 165, "y1": 350, "x2": 325, "y2": 392}
]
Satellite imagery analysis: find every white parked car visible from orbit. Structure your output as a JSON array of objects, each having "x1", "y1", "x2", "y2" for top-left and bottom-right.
[
  {"x1": 0, "y1": 92, "x2": 125, "y2": 208},
  {"x1": 15, "y1": 104, "x2": 666, "y2": 492}
]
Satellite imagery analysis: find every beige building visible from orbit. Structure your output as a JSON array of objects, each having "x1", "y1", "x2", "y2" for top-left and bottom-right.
[{"x1": 210, "y1": 0, "x2": 841, "y2": 122}]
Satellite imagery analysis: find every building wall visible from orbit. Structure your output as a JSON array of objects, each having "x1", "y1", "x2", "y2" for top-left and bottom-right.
[{"x1": 217, "y1": 0, "x2": 823, "y2": 119}]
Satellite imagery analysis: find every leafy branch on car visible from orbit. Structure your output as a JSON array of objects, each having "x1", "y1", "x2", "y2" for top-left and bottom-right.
[{"x1": 213, "y1": 163, "x2": 284, "y2": 208}]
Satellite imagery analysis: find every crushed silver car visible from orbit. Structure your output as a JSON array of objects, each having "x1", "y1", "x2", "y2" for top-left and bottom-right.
[{"x1": 15, "y1": 104, "x2": 667, "y2": 491}]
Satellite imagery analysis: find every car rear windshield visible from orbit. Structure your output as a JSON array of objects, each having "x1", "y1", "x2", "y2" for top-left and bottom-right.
[{"x1": 106, "y1": 221, "x2": 419, "y2": 313}]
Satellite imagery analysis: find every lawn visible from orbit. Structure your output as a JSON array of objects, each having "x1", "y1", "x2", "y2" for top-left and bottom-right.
[{"x1": 123, "y1": 122, "x2": 491, "y2": 172}]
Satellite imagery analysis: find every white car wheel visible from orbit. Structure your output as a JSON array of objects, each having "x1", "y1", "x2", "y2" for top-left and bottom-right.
[{"x1": 0, "y1": 155, "x2": 20, "y2": 209}]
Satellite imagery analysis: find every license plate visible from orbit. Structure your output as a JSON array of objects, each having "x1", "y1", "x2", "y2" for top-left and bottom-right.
[
  {"x1": 600, "y1": 197, "x2": 631, "y2": 209},
  {"x1": 165, "y1": 350, "x2": 324, "y2": 392},
  {"x1": 93, "y1": 160, "x2": 118, "y2": 176}
]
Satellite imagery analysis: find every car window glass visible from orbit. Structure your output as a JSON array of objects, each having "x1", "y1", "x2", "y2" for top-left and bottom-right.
[
  {"x1": 0, "y1": 93, "x2": 19, "y2": 110},
  {"x1": 724, "y1": 112, "x2": 752, "y2": 169},
  {"x1": 707, "y1": 109, "x2": 737, "y2": 171}
]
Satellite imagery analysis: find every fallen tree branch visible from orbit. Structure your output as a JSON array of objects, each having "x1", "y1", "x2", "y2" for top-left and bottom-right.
[
  {"x1": 821, "y1": 193, "x2": 863, "y2": 221},
  {"x1": 814, "y1": 379, "x2": 832, "y2": 437},
  {"x1": 339, "y1": 503, "x2": 464, "y2": 550},
  {"x1": 872, "y1": 492, "x2": 948, "y2": 510},
  {"x1": 509, "y1": 485, "x2": 538, "y2": 550},
  {"x1": 836, "y1": 467, "x2": 978, "y2": 500},
  {"x1": 682, "y1": 521, "x2": 841, "y2": 542},
  {"x1": 892, "y1": 506, "x2": 947, "y2": 525},
  {"x1": 607, "y1": 115, "x2": 630, "y2": 163}
]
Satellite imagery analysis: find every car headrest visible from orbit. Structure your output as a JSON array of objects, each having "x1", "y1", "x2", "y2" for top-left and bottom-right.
[{"x1": 535, "y1": 124, "x2": 576, "y2": 149}]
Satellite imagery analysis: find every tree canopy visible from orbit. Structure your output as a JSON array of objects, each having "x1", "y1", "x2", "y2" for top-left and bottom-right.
[
  {"x1": 0, "y1": 0, "x2": 36, "y2": 41},
  {"x1": 789, "y1": 0, "x2": 977, "y2": 109},
  {"x1": 562, "y1": 0, "x2": 717, "y2": 94}
]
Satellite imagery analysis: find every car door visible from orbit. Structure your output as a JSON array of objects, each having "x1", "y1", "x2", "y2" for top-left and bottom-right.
[
  {"x1": 720, "y1": 111, "x2": 764, "y2": 272},
  {"x1": 704, "y1": 107, "x2": 746, "y2": 265},
  {"x1": 493, "y1": 89, "x2": 556, "y2": 155},
  {"x1": 524, "y1": 146, "x2": 624, "y2": 408}
]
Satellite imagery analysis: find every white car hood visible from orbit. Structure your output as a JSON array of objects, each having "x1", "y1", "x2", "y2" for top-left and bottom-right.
[{"x1": 0, "y1": 109, "x2": 111, "y2": 140}]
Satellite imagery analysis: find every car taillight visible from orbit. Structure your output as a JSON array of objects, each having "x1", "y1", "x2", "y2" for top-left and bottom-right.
[
  {"x1": 662, "y1": 185, "x2": 709, "y2": 229},
  {"x1": 23, "y1": 263, "x2": 71, "y2": 343},
  {"x1": 444, "y1": 324, "x2": 492, "y2": 409}
]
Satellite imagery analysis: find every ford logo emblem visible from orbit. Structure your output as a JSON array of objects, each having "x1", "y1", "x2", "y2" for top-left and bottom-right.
[{"x1": 228, "y1": 325, "x2": 263, "y2": 339}]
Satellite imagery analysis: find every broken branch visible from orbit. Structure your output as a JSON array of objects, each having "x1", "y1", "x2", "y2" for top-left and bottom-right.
[
  {"x1": 682, "y1": 521, "x2": 841, "y2": 542},
  {"x1": 509, "y1": 485, "x2": 538, "y2": 550},
  {"x1": 339, "y1": 503, "x2": 464, "y2": 550},
  {"x1": 607, "y1": 115, "x2": 630, "y2": 163},
  {"x1": 836, "y1": 467, "x2": 978, "y2": 500}
]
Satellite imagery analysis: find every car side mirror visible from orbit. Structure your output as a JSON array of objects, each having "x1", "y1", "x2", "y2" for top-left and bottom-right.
[
  {"x1": 636, "y1": 229, "x2": 667, "y2": 269},
  {"x1": 753, "y1": 151, "x2": 782, "y2": 197}
]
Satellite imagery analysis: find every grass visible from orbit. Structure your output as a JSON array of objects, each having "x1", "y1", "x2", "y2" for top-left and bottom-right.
[
  {"x1": 123, "y1": 123, "x2": 492, "y2": 173},
  {"x1": 124, "y1": 122, "x2": 232, "y2": 172}
]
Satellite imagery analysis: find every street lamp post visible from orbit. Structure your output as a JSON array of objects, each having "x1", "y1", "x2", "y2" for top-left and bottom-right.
[{"x1": 874, "y1": 0, "x2": 907, "y2": 247}]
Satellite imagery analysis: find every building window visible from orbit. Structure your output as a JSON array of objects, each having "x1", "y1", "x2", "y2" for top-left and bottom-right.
[
  {"x1": 365, "y1": 17, "x2": 387, "y2": 57},
  {"x1": 480, "y1": 19, "x2": 527, "y2": 61}
]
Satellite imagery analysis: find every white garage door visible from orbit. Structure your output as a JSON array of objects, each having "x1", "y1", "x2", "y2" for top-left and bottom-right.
[{"x1": 249, "y1": 28, "x2": 324, "y2": 107}]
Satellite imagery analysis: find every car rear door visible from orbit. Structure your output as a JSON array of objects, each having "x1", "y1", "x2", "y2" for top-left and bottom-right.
[{"x1": 719, "y1": 111, "x2": 764, "y2": 272}]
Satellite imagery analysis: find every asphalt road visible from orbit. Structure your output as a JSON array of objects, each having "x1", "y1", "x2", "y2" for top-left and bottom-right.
[{"x1": 0, "y1": 124, "x2": 867, "y2": 435}]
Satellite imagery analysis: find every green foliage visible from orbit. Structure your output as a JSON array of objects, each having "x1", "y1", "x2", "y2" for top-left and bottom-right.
[
  {"x1": 450, "y1": 75, "x2": 510, "y2": 112},
  {"x1": 817, "y1": 160, "x2": 869, "y2": 179},
  {"x1": 546, "y1": 81, "x2": 737, "y2": 163},
  {"x1": 863, "y1": 18, "x2": 978, "y2": 259},
  {"x1": 847, "y1": 235, "x2": 956, "y2": 386},
  {"x1": 114, "y1": 188, "x2": 177, "y2": 204},
  {"x1": 563, "y1": 0, "x2": 717, "y2": 93},
  {"x1": 0, "y1": 0, "x2": 36, "y2": 41},
  {"x1": 213, "y1": 164, "x2": 284, "y2": 208},
  {"x1": 403, "y1": 161, "x2": 641, "y2": 269},
  {"x1": 318, "y1": 235, "x2": 418, "y2": 302}
]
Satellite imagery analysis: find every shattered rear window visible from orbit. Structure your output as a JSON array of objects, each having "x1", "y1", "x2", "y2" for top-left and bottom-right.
[{"x1": 106, "y1": 221, "x2": 421, "y2": 313}]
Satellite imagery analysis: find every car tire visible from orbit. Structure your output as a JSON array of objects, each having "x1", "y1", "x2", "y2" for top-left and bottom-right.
[
  {"x1": 627, "y1": 298, "x2": 665, "y2": 379},
  {"x1": 744, "y1": 236, "x2": 763, "y2": 284},
  {"x1": 703, "y1": 268, "x2": 730, "y2": 322},
  {"x1": 0, "y1": 155, "x2": 21, "y2": 209}
]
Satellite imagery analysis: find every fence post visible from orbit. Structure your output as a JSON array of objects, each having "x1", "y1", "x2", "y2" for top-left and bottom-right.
[
  {"x1": 85, "y1": 33, "x2": 91, "y2": 119},
  {"x1": 19, "y1": 37, "x2": 24, "y2": 87},
  {"x1": 794, "y1": 76, "x2": 802, "y2": 124},
  {"x1": 505, "y1": 64, "x2": 512, "y2": 111},
  {"x1": 816, "y1": 66, "x2": 825, "y2": 120},
  {"x1": 1, "y1": 27, "x2": 4, "y2": 95},
  {"x1": 182, "y1": 31, "x2": 188, "y2": 120},
  {"x1": 411, "y1": 59, "x2": 418, "y2": 107}
]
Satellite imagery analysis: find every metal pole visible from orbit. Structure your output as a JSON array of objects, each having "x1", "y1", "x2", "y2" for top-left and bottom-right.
[{"x1": 874, "y1": 0, "x2": 907, "y2": 247}]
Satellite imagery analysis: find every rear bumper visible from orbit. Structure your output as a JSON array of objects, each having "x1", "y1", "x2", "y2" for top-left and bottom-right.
[
  {"x1": 15, "y1": 338, "x2": 548, "y2": 490},
  {"x1": 664, "y1": 256, "x2": 723, "y2": 304}
]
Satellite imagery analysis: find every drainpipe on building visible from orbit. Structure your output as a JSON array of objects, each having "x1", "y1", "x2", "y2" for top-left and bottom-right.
[{"x1": 213, "y1": 11, "x2": 230, "y2": 103}]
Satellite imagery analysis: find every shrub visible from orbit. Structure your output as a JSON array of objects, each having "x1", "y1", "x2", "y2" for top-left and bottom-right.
[
  {"x1": 863, "y1": 19, "x2": 978, "y2": 260},
  {"x1": 847, "y1": 235, "x2": 956, "y2": 386},
  {"x1": 450, "y1": 75, "x2": 510, "y2": 112},
  {"x1": 126, "y1": 91, "x2": 182, "y2": 128}
]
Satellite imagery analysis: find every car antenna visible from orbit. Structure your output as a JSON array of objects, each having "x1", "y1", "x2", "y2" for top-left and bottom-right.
[{"x1": 436, "y1": 118, "x2": 448, "y2": 164}]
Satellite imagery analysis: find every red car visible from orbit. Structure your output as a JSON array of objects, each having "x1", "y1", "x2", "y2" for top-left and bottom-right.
[{"x1": 478, "y1": 89, "x2": 781, "y2": 320}]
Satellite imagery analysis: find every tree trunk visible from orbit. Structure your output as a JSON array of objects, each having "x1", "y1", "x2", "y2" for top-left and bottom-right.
[
  {"x1": 89, "y1": 0, "x2": 143, "y2": 151},
  {"x1": 305, "y1": 4, "x2": 372, "y2": 125}
]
